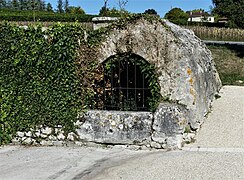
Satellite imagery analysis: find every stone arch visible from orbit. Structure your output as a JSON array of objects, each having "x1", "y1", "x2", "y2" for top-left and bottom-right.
[{"x1": 92, "y1": 52, "x2": 160, "y2": 111}]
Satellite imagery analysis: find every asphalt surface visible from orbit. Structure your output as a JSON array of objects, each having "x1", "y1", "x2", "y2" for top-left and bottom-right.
[
  {"x1": 0, "y1": 145, "x2": 149, "y2": 180},
  {"x1": 0, "y1": 86, "x2": 243, "y2": 180},
  {"x1": 203, "y1": 40, "x2": 244, "y2": 46}
]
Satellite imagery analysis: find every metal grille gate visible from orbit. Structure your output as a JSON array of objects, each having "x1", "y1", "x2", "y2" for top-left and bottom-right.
[{"x1": 91, "y1": 54, "x2": 152, "y2": 111}]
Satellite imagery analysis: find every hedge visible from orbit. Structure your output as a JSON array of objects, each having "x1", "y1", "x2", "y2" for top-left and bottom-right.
[
  {"x1": 0, "y1": 22, "x2": 85, "y2": 145},
  {"x1": 0, "y1": 9, "x2": 96, "y2": 22}
]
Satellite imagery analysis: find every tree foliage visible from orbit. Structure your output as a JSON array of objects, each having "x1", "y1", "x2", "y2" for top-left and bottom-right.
[
  {"x1": 66, "y1": 6, "x2": 85, "y2": 15},
  {"x1": 64, "y1": 0, "x2": 69, "y2": 13},
  {"x1": 164, "y1": 8, "x2": 188, "y2": 25},
  {"x1": 99, "y1": 7, "x2": 123, "y2": 17},
  {"x1": 0, "y1": 0, "x2": 87, "y2": 17},
  {"x1": 57, "y1": 0, "x2": 63, "y2": 13},
  {"x1": 0, "y1": 0, "x2": 7, "y2": 8},
  {"x1": 144, "y1": 9, "x2": 158, "y2": 16},
  {"x1": 212, "y1": 0, "x2": 244, "y2": 28},
  {"x1": 46, "y1": 2, "x2": 53, "y2": 12}
]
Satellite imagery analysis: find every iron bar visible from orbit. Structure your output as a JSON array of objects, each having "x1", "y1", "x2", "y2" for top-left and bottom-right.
[
  {"x1": 126, "y1": 59, "x2": 129, "y2": 105},
  {"x1": 134, "y1": 62, "x2": 137, "y2": 110},
  {"x1": 142, "y1": 73, "x2": 145, "y2": 108},
  {"x1": 92, "y1": 55, "x2": 152, "y2": 111}
]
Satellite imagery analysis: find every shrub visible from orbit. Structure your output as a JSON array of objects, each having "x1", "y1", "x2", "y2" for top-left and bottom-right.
[
  {"x1": 0, "y1": 9, "x2": 96, "y2": 22},
  {"x1": 0, "y1": 22, "x2": 84, "y2": 145}
]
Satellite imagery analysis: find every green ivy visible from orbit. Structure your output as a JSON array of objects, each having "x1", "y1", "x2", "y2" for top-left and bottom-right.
[{"x1": 0, "y1": 22, "x2": 84, "y2": 145}]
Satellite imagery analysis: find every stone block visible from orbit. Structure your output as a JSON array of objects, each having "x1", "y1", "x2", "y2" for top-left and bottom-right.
[
  {"x1": 40, "y1": 134, "x2": 48, "y2": 139},
  {"x1": 16, "y1": 131, "x2": 24, "y2": 138},
  {"x1": 57, "y1": 133, "x2": 65, "y2": 141},
  {"x1": 34, "y1": 131, "x2": 41, "y2": 137},
  {"x1": 76, "y1": 110, "x2": 153, "y2": 145},
  {"x1": 67, "y1": 133, "x2": 75, "y2": 141},
  {"x1": 41, "y1": 127, "x2": 52, "y2": 135},
  {"x1": 25, "y1": 131, "x2": 32, "y2": 137},
  {"x1": 22, "y1": 137, "x2": 32, "y2": 144},
  {"x1": 150, "y1": 142, "x2": 162, "y2": 149},
  {"x1": 152, "y1": 103, "x2": 189, "y2": 147},
  {"x1": 49, "y1": 135, "x2": 57, "y2": 141}
]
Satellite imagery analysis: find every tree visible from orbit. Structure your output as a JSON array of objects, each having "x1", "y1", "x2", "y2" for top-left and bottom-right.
[
  {"x1": 11, "y1": 0, "x2": 19, "y2": 9},
  {"x1": 46, "y1": 2, "x2": 53, "y2": 12},
  {"x1": 212, "y1": 0, "x2": 244, "y2": 28},
  {"x1": 99, "y1": 7, "x2": 123, "y2": 17},
  {"x1": 39, "y1": 0, "x2": 46, "y2": 11},
  {"x1": 21, "y1": 0, "x2": 32, "y2": 10},
  {"x1": 100, "y1": 0, "x2": 108, "y2": 16},
  {"x1": 118, "y1": 0, "x2": 128, "y2": 12},
  {"x1": 66, "y1": 6, "x2": 85, "y2": 15},
  {"x1": 144, "y1": 9, "x2": 159, "y2": 16},
  {"x1": 64, "y1": 0, "x2": 68, "y2": 12},
  {"x1": 191, "y1": 8, "x2": 205, "y2": 13},
  {"x1": 19, "y1": 0, "x2": 24, "y2": 10},
  {"x1": 0, "y1": 0, "x2": 7, "y2": 8},
  {"x1": 164, "y1": 8, "x2": 188, "y2": 25},
  {"x1": 99, "y1": 6, "x2": 109, "y2": 16},
  {"x1": 30, "y1": 0, "x2": 38, "y2": 10},
  {"x1": 57, "y1": 0, "x2": 63, "y2": 13}
]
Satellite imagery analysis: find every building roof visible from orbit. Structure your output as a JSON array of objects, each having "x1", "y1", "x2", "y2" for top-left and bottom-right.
[{"x1": 188, "y1": 11, "x2": 210, "y2": 18}]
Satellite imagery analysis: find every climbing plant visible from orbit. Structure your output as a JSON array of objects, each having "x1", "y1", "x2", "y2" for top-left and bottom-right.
[
  {"x1": 0, "y1": 14, "x2": 164, "y2": 145},
  {"x1": 0, "y1": 22, "x2": 84, "y2": 145}
]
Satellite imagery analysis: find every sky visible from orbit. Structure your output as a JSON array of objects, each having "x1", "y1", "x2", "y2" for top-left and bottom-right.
[{"x1": 46, "y1": 0, "x2": 214, "y2": 17}]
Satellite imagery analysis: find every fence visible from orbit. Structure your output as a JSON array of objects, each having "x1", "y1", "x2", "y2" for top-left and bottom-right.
[{"x1": 186, "y1": 26, "x2": 244, "y2": 42}]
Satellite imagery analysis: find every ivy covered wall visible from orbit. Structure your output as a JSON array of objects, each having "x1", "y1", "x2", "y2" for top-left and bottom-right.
[
  {"x1": 0, "y1": 15, "x2": 163, "y2": 145},
  {"x1": 0, "y1": 22, "x2": 86, "y2": 145}
]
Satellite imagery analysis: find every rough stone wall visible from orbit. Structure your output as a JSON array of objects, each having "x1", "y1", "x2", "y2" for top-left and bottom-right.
[
  {"x1": 75, "y1": 103, "x2": 191, "y2": 149},
  {"x1": 12, "y1": 126, "x2": 78, "y2": 146},
  {"x1": 12, "y1": 18, "x2": 221, "y2": 149},
  {"x1": 95, "y1": 18, "x2": 221, "y2": 129},
  {"x1": 76, "y1": 17, "x2": 221, "y2": 148},
  {"x1": 76, "y1": 111, "x2": 153, "y2": 145}
]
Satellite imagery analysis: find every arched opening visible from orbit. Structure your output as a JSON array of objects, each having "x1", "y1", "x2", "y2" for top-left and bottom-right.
[{"x1": 90, "y1": 53, "x2": 160, "y2": 111}]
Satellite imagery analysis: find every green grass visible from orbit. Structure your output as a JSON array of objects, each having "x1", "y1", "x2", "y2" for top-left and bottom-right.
[{"x1": 208, "y1": 45, "x2": 244, "y2": 86}]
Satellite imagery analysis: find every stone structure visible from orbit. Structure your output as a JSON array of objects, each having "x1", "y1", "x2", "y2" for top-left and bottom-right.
[
  {"x1": 92, "y1": 17, "x2": 119, "y2": 30},
  {"x1": 13, "y1": 17, "x2": 221, "y2": 149},
  {"x1": 76, "y1": 111, "x2": 153, "y2": 145},
  {"x1": 77, "y1": 17, "x2": 221, "y2": 149}
]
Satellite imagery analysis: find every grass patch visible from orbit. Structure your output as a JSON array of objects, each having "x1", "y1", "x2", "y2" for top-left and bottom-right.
[{"x1": 208, "y1": 45, "x2": 244, "y2": 86}]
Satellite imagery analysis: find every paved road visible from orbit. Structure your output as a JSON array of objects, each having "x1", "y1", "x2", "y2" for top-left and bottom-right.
[
  {"x1": 0, "y1": 86, "x2": 243, "y2": 180},
  {"x1": 0, "y1": 145, "x2": 150, "y2": 180},
  {"x1": 203, "y1": 40, "x2": 244, "y2": 46},
  {"x1": 92, "y1": 86, "x2": 244, "y2": 180}
]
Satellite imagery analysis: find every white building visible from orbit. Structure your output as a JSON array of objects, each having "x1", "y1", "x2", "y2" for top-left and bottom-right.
[{"x1": 188, "y1": 11, "x2": 215, "y2": 23}]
